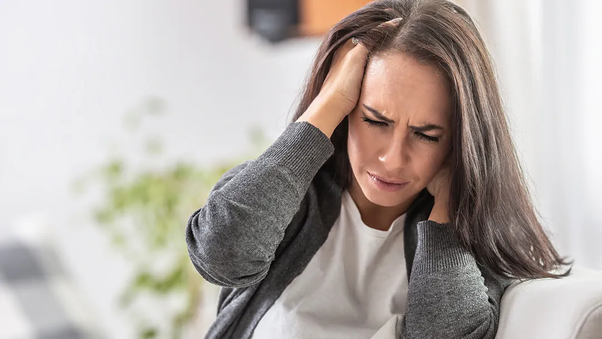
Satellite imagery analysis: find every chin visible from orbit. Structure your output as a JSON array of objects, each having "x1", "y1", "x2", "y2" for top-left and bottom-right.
[
  {"x1": 360, "y1": 172, "x2": 423, "y2": 207},
  {"x1": 360, "y1": 179, "x2": 406, "y2": 207}
]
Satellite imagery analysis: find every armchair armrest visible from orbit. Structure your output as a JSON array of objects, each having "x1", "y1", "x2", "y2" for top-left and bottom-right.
[{"x1": 496, "y1": 266, "x2": 602, "y2": 339}]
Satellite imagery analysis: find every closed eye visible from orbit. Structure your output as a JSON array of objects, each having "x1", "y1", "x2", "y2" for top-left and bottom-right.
[
  {"x1": 361, "y1": 117, "x2": 440, "y2": 143},
  {"x1": 415, "y1": 132, "x2": 439, "y2": 143},
  {"x1": 362, "y1": 117, "x2": 387, "y2": 127}
]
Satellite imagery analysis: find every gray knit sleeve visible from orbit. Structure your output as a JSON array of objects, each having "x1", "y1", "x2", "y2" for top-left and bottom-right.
[
  {"x1": 185, "y1": 121, "x2": 334, "y2": 288},
  {"x1": 401, "y1": 220, "x2": 513, "y2": 339}
]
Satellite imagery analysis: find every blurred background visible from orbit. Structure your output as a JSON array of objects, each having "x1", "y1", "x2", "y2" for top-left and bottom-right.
[{"x1": 0, "y1": 0, "x2": 600, "y2": 338}]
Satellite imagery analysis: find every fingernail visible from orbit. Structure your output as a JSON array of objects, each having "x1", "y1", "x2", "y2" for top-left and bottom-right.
[{"x1": 390, "y1": 17, "x2": 403, "y2": 25}]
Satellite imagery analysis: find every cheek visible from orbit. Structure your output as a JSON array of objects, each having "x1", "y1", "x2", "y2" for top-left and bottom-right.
[
  {"x1": 413, "y1": 148, "x2": 449, "y2": 182},
  {"x1": 414, "y1": 154, "x2": 439, "y2": 179},
  {"x1": 347, "y1": 119, "x2": 366, "y2": 166},
  {"x1": 347, "y1": 118, "x2": 380, "y2": 165}
]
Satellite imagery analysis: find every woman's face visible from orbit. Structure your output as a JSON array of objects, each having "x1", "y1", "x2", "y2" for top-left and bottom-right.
[{"x1": 347, "y1": 51, "x2": 453, "y2": 209}]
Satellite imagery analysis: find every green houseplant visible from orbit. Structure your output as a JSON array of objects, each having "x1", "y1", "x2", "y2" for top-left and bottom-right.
[{"x1": 72, "y1": 97, "x2": 270, "y2": 338}]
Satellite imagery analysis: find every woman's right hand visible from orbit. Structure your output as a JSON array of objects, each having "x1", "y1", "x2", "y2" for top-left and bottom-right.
[{"x1": 297, "y1": 17, "x2": 402, "y2": 138}]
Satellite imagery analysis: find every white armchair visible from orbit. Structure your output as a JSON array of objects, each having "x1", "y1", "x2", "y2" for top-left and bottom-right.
[{"x1": 496, "y1": 266, "x2": 602, "y2": 339}]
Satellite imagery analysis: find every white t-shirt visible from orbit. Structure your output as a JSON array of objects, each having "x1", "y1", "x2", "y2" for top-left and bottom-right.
[{"x1": 251, "y1": 189, "x2": 408, "y2": 339}]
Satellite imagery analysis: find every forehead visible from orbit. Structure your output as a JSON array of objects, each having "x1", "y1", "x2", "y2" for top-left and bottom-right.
[{"x1": 361, "y1": 52, "x2": 453, "y2": 123}]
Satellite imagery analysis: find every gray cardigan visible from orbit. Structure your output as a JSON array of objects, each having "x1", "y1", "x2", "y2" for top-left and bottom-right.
[{"x1": 185, "y1": 121, "x2": 515, "y2": 338}]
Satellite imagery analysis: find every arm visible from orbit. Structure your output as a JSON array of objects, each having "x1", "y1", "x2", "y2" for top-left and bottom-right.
[
  {"x1": 185, "y1": 121, "x2": 334, "y2": 288},
  {"x1": 401, "y1": 220, "x2": 513, "y2": 338}
]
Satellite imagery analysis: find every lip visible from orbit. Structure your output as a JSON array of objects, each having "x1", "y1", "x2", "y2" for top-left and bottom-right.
[
  {"x1": 368, "y1": 172, "x2": 409, "y2": 185},
  {"x1": 368, "y1": 172, "x2": 409, "y2": 192}
]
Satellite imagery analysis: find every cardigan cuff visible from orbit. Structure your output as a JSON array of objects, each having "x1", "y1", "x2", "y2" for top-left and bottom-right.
[
  {"x1": 257, "y1": 121, "x2": 335, "y2": 186},
  {"x1": 411, "y1": 220, "x2": 476, "y2": 274}
]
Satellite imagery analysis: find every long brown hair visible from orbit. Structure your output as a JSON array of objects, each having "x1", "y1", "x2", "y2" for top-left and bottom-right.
[{"x1": 289, "y1": 0, "x2": 573, "y2": 280}]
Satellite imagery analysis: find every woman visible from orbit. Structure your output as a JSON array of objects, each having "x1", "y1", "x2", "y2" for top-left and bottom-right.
[{"x1": 186, "y1": 0, "x2": 574, "y2": 338}]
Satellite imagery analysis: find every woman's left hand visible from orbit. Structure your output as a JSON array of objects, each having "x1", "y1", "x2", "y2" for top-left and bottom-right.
[{"x1": 426, "y1": 156, "x2": 452, "y2": 224}]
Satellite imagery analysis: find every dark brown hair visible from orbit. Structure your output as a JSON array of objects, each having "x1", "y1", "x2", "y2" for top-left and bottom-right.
[{"x1": 289, "y1": 0, "x2": 573, "y2": 280}]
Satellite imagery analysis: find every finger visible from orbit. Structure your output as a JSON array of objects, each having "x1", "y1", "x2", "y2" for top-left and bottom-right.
[
  {"x1": 333, "y1": 36, "x2": 359, "y2": 62},
  {"x1": 346, "y1": 17, "x2": 402, "y2": 55},
  {"x1": 350, "y1": 37, "x2": 369, "y2": 58},
  {"x1": 373, "y1": 17, "x2": 403, "y2": 38},
  {"x1": 339, "y1": 17, "x2": 403, "y2": 61},
  {"x1": 348, "y1": 17, "x2": 401, "y2": 48},
  {"x1": 379, "y1": 17, "x2": 403, "y2": 28}
]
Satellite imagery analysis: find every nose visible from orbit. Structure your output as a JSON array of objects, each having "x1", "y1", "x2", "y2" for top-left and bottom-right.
[{"x1": 378, "y1": 136, "x2": 410, "y2": 171}]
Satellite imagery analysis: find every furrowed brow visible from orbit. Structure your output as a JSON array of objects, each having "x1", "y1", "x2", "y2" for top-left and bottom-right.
[
  {"x1": 363, "y1": 104, "x2": 445, "y2": 132},
  {"x1": 362, "y1": 104, "x2": 395, "y2": 124}
]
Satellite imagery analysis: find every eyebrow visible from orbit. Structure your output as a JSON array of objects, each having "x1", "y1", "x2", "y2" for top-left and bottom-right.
[{"x1": 362, "y1": 104, "x2": 445, "y2": 132}]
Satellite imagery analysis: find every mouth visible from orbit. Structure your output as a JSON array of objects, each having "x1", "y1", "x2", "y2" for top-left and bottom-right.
[
  {"x1": 368, "y1": 172, "x2": 409, "y2": 185},
  {"x1": 368, "y1": 172, "x2": 409, "y2": 192}
]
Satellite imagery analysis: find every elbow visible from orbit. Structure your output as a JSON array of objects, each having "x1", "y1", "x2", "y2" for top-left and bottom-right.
[
  {"x1": 455, "y1": 306, "x2": 499, "y2": 339},
  {"x1": 186, "y1": 247, "x2": 269, "y2": 288},
  {"x1": 185, "y1": 208, "x2": 270, "y2": 288},
  {"x1": 403, "y1": 305, "x2": 498, "y2": 339},
  {"x1": 470, "y1": 307, "x2": 499, "y2": 339}
]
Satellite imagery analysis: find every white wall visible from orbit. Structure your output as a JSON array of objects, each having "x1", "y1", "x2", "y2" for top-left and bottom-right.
[{"x1": 0, "y1": 0, "x2": 320, "y2": 337}]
